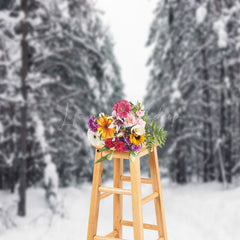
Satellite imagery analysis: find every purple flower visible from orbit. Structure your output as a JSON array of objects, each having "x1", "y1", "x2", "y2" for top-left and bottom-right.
[
  {"x1": 124, "y1": 135, "x2": 131, "y2": 146},
  {"x1": 124, "y1": 145, "x2": 130, "y2": 152},
  {"x1": 131, "y1": 144, "x2": 141, "y2": 153},
  {"x1": 88, "y1": 115, "x2": 99, "y2": 132}
]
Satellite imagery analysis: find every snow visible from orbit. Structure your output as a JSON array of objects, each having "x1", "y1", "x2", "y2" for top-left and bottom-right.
[
  {"x1": 32, "y1": 113, "x2": 48, "y2": 153},
  {"x1": 224, "y1": 77, "x2": 230, "y2": 88},
  {"x1": 213, "y1": 19, "x2": 228, "y2": 48},
  {"x1": 0, "y1": 177, "x2": 239, "y2": 240},
  {"x1": 170, "y1": 89, "x2": 181, "y2": 103},
  {"x1": 0, "y1": 10, "x2": 24, "y2": 25},
  {"x1": 0, "y1": 122, "x2": 3, "y2": 134},
  {"x1": 44, "y1": 154, "x2": 59, "y2": 191},
  {"x1": 196, "y1": 5, "x2": 207, "y2": 24},
  {"x1": 58, "y1": 1, "x2": 69, "y2": 19},
  {"x1": 170, "y1": 78, "x2": 181, "y2": 103},
  {"x1": 96, "y1": 0, "x2": 155, "y2": 103},
  {"x1": 43, "y1": 154, "x2": 59, "y2": 210}
]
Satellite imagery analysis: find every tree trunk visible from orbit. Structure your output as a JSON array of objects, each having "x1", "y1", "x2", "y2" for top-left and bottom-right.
[
  {"x1": 224, "y1": 59, "x2": 235, "y2": 183},
  {"x1": 225, "y1": 95, "x2": 232, "y2": 183},
  {"x1": 201, "y1": 47, "x2": 214, "y2": 182},
  {"x1": 10, "y1": 103, "x2": 16, "y2": 193},
  {"x1": 18, "y1": 0, "x2": 29, "y2": 217},
  {"x1": 175, "y1": 120, "x2": 187, "y2": 184},
  {"x1": 218, "y1": 59, "x2": 226, "y2": 183}
]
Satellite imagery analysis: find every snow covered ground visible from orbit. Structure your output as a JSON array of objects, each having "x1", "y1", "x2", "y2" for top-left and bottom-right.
[{"x1": 0, "y1": 177, "x2": 239, "y2": 240}]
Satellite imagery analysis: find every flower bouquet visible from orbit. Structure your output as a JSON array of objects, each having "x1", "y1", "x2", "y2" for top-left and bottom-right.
[{"x1": 87, "y1": 100, "x2": 167, "y2": 163}]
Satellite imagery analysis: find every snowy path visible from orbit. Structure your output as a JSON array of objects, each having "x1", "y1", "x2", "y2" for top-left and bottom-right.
[{"x1": 0, "y1": 177, "x2": 239, "y2": 240}]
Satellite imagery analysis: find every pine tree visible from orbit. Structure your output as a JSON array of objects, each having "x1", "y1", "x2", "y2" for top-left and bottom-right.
[
  {"x1": 0, "y1": 0, "x2": 124, "y2": 215},
  {"x1": 145, "y1": 0, "x2": 240, "y2": 184}
]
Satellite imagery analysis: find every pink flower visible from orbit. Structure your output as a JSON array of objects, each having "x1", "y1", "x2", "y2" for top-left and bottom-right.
[
  {"x1": 125, "y1": 112, "x2": 137, "y2": 127},
  {"x1": 113, "y1": 103, "x2": 118, "y2": 112},
  {"x1": 136, "y1": 110, "x2": 144, "y2": 117},
  {"x1": 113, "y1": 100, "x2": 132, "y2": 119},
  {"x1": 137, "y1": 118, "x2": 146, "y2": 127}
]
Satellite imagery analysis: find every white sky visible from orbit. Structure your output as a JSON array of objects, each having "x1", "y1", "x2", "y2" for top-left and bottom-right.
[{"x1": 96, "y1": 0, "x2": 156, "y2": 103}]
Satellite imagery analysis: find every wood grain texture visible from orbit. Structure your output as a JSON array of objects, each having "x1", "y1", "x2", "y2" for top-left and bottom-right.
[
  {"x1": 120, "y1": 175, "x2": 152, "y2": 184},
  {"x1": 94, "y1": 236, "x2": 126, "y2": 240},
  {"x1": 129, "y1": 156, "x2": 144, "y2": 240},
  {"x1": 87, "y1": 150, "x2": 104, "y2": 240},
  {"x1": 98, "y1": 186, "x2": 131, "y2": 195},
  {"x1": 87, "y1": 144, "x2": 168, "y2": 240},
  {"x1": 142, "y1": 192, "x2": 159, "y2": 205},
  {"x1": 104, "y1": 230, "x2": 118, "y2": 237},
  {"x1": 113, "y1": 158, "x2": 123, "y2": 238},
  {"x1": 120, "y1": 220, "x2": 159, "y2": 231},
  {"x1": 99, "y1": 192, "x2": 112, "y2": 200},
  {"x1": 149, "y1": 146, "x2": 168, "y2": 240}
]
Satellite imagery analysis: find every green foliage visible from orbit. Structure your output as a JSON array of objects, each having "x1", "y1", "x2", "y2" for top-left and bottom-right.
[
  {"x1": 129, "y1": 101, "x2": 140, "y2": 115},
  {"x1": 129, "y1": 150, "x2": 138, "y2": 163},
  {"x1": 95, "y1": 151, "x2": 113, "y2": 164},
  {"x1": 144, "y1": 112, "x2": 167, "y2": 154},
  {"x1": 99, "y1": 145, "x2": 110, "y2": 152},
  {"x1": 95, "y1": 108, "x2": 167, "y2": 163}
]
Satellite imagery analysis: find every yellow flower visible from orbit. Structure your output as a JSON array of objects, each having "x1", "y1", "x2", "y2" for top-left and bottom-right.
[
  {"x1": 129, "y1": 133, "x2": 146, "y2": 145},
  {"x1": 97, "y1": 115, "x2": 115, "y2": 139}
]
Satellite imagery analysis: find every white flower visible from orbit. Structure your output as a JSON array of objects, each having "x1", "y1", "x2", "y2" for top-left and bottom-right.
[
  {"x1": 99, "y1": 112, "x2": 105, "y2": 118},
  {"x1": 87, "y1": 129, "x2": 102, "y2": 146},
  {"x1": 108, "y1": 110, "x2": 123, "y2": 132},
  {"x1": 131, "y1": 125, "x2": 145, "y2": 135},
  {"x1": 112, "y1": 110, "x2": 117, "y2": 117}
]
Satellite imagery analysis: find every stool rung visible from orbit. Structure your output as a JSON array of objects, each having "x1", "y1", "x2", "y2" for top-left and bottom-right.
[
  {"x1": 99, "y1": 186, "x2": 132, "y2": 195},
  {"x1": 158, "y1": 238, "x2": 165, "y2": 240},
  {"x1": 100, "y1": 192, "x2": 112, "y2": 200},
  {"x1": 94, "y1": 236, "x2": 126, "y2": 240},
  {"x1": 120, "y1": 220, "x2": 159, "y2": 231},
  {"x1": 120, "y1": 175, "x2": 152, "y2": 184},
  {"x1": 142, "y1": 192, "x2": 159, "y2": 205},
  {"x1": 105, "y1": 230, "x2": 118, "y2": 237}
]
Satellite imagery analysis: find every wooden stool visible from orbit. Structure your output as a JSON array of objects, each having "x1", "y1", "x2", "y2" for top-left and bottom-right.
[{"x1": 87, "y1": 144, "x2": 168, "y2": 240}]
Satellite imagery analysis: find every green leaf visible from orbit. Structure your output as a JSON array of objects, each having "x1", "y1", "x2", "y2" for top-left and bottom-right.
[
  {"x1": 150, "y1": 119, "x2": 154, "y2": 128},
  {"x1": 99, "y1": 145, "x2": 110, "y2": 152},
  {"x1": 142, "y1": 111, "x2": 148, "y2": 123},
  {"x1": 129, "y1": 101, "x2": 134, "y2": 107},
  {"x1": 155, "y1": 137, "x2": 162, "y2": 147},
  {"x1": 154, "y1": 122, "x2": 158, "y2": 133},
  {"x1": 95, "y1": 152, "x2": 113, "y2": 164},
  {"x1": 106, "y1": 152, "x2": 113, "y2": 160},
  {"x1": 129, "y1": 150, "x2": 137, "y2": 163}
]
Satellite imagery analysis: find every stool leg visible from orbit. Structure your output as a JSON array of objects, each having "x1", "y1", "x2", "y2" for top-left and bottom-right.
[
  {"x1": 130, "y1": 156, "x2": 144, "y2": 240},
  {"x1": 149, "y1": 147, "x2": 168, "y2": 240},
  {"x1": 87, "y1": 150, "x2": 104, "y2": 240},
  {"x1": 113, "y1": 158, "x2": 123, "y2": 238}
]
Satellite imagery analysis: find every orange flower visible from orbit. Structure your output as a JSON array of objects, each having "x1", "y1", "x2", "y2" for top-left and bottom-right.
[{"x1": 97, "y1": 115, "x2": 115, "y2": 139}]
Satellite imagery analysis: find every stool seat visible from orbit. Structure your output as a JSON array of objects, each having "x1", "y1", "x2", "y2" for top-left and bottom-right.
[
  {"x1": 93, "y1": 143, "x2": 158, "y2": 159},
  {"x1": 87, "y1": 144, "x2": 168, "y2": 240}
]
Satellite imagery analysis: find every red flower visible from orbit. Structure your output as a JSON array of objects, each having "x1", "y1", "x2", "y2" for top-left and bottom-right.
[
  {"x1": 115, "y1": 141, "x2": 125, "y2": 152},
  {"x1": 105, "y1": 138, "x2": 115, "y2": 148}
]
